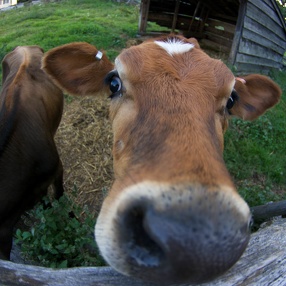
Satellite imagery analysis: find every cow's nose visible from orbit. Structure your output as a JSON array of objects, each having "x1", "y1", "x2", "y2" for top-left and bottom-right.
[{"x1": 95, "y1": 182, "x2": 251, "y2": 285}]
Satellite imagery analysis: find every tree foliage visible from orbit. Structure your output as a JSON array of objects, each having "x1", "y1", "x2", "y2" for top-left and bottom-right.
[{"x1": 276, "y1": 0, "x2": 286, "y2": 21}]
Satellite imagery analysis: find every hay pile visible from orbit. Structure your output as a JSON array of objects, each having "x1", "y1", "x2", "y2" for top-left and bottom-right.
[{"x1": 55, "y1": 95, "x2": 113, "y2": 218}]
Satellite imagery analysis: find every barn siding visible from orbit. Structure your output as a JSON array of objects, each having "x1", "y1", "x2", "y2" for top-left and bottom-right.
[
  {"x1": 232, "y1": 0, "x2": 286, "y2": 73},
  {"x1": 202, "y1": 18, "x2": 235, "y2": 52},
  {"x1": 139, "y1": 0, "x2": 286, "y2": 73}
]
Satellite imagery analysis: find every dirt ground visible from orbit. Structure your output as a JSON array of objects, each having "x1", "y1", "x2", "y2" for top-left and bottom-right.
[{"x1": 55, "y1": 95, "x2": 114, "y2": 218}]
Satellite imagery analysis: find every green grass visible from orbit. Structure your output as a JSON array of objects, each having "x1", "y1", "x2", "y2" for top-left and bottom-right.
[
  {"x1": 0, "y1": 0, "x2": 139, "y2": 63},
  {"x1": 15, "y1": 192, "x2": 106, "y2": 268},
  {"x1": 224, "y1": 70, "x2": 286, "y2": 206}
]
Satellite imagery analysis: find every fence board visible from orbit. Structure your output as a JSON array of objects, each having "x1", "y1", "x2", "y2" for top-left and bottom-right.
[{"x1": 1, "y1": 219, "x2": 286, "y2": 286}]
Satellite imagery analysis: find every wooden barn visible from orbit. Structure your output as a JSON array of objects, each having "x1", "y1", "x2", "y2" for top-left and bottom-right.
[{"x1": 138, "y1": 0, "x2": 286, "y2": 74}]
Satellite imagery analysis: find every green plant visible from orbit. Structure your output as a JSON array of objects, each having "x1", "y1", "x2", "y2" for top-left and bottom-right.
[
  {"x1": 237, "y1": 180, "x2": 279, "y2": 207},
  {"x1": 230, "y1": 116, "x2": 275, "y2": 146},
  {"x1": 224, "y1": 71, "x2": 286, "y2": 206},
  {"x1": 0, "y1": 0, "x2": 139, "y2": 61},
  {"x1": 15, "y1": 191, "x2": 105, "y2": 268}
]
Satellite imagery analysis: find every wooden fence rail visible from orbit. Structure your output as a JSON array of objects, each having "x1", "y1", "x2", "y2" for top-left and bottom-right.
[{"x1": 1, "y1": 217, "x2": 286, "y2": 286}]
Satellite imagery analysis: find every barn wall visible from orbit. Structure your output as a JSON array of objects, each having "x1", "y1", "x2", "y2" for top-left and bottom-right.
[
  {"x1": 140, "y1": 0, "x2": 212, "y2": 37},
  {"x1": 139, "y1": 0, "x2": 286, "y2": 73},
  {"x1": 139, "y1": 0, "x2": 237, "y2": 54},
  {"x1": 231, "y1": 0, "x2": 286, "y2": 73},
  {"x1": 200, "y1": 18, "x2": 236, "y2": 54}
]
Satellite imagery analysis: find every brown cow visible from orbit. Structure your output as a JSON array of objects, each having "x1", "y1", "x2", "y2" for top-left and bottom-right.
[
  {"x1": 0, "y1": 46, "x2": 64, "y2": 260},
  {"x1": 43, "y1": 35, "x2": 281, "y2": 285}
]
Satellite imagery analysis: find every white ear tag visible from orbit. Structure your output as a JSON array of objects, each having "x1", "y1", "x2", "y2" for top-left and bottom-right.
[{"x1": 95, "y1": 51, "x2": 103, "y2": 61}]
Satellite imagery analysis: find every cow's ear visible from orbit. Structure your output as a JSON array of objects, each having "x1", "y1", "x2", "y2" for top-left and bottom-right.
[
  {"x1": 187, "y1": 38, "x2": 200, "y2": 49},
  {"x1": 42, "y1": 42, "x2": 114, "y2": 96},
  {"x1": 229, "y1": 74, "x2": 281, "y2": 121}
]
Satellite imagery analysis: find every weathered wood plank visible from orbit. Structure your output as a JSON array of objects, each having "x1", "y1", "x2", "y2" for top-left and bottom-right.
[
  {"x1": 0, "y1": 263, "x2": 157, "y2": 286},
  {"x1": 244, "y1": 16, "x2": 286, "y2": 51},
  {"x1": 203, "y1": 18, "x2": 236, "y2": 51},
  {"x1": 204, "y1": 34, "x2": 232, "y2": 50},
  {"x1": 209, "y1": 13, "x2": 237, "y2": 24},
  {"x1": 206, "y1": 18, "x2": 236, "y2": 34},
  {"x1": 229, "y1": 0, "x2": 247, "y2": 69},
  {"x1": 171, "y1": 0, "x2": 180, "y2": 32},
  {"x1": 236, "y1": 53, "x2": 283, "y2": 70},
  {"x1": 148, "y1": 12, "x2": 196, "y2": 31},
  {"x1": 270, "y1": 0, "x2": 286, "y2": 33},
  {"x1": 200, "y1": 39, "x2": 230, "y2": 53},
  {"x1": 234, "y1": 62, "x2": 276, "y2": 74},
  {"x1": 246, "y1": 1, "x2": 286, "y2": 42},
  {"x1": 238, "y1": 38, "x2": 283, "y2": 63},
  {"x1": 204, "y1": 26, "x2": 234, "y2": 40},
  {"x1": 242, "y1": 28, "x2": 285, "y2": 56},
  {"x1": 138, "y1": 0, "x2": 151, "y2": 34},
  {"x1": 249, "y1": 0, "x2": 284, "y2": 28},
  {"x1": 1, "y1": 219, "x2": 286, "y2": 286}
]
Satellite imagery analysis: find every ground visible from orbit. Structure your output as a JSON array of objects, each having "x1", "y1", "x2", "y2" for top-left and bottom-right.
[
  {"x1": 55, "y1": 95, "x2": 113, "y2": 218},
  {"x1": 11, "y1": 95, "x2": 114, "y2": 264}
]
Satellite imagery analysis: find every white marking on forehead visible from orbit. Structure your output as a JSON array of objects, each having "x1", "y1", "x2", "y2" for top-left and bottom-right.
[{"x1": 155, "y1": 39, "x2": 194, "y2": 56}]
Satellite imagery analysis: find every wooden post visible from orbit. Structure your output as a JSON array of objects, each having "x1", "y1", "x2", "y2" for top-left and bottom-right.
[
  {"x1": 171, "y1": 0, "x2": 180, "y2": 33},
  {"x1": 229, "y1": 0, "x2": 247, "y2": 66},
  {"x1": 138, "y1": 0, "x2": 151, "y2": 34},
  {"x1": 188, "y1": 1, "x2": 201, "y2": 33},
  {"x1": 197, "y1": 3, "x2": 210, "y2": 37},
  {"x1": 251, "y1": 200, "x2": 286, "y2": 225}
]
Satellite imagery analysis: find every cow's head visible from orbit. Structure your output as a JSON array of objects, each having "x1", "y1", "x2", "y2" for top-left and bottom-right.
[{"x1": 43, "y1": 35, "x2": 281, "y2": 285}]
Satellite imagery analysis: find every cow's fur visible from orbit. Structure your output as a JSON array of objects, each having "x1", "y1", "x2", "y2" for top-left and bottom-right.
[
  {"x1": 43, "y1": 35, "x2": 281, "y2": 285},
  {"x1": 0, "y1": 46, "x2": 64, "y2": 260}
]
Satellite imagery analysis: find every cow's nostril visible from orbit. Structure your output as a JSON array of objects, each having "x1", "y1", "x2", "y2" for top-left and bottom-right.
[{"x1": 120, "y1": 204, "x2": 164, "y2": 267}]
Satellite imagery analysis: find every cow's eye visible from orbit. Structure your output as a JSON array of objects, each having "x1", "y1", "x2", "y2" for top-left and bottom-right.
[
  {"x1": 110, "y1": 76, "x2": 122, "y2": 94},
  {"x1": 227, "y1": 90, "x2": 239, "y2": 110},
  {"x1": 105, "y1": 71, "x2": 123, "y2": 99},
  {"x1": 226, "y1": 96, "x2": 235, "y2": 110}
]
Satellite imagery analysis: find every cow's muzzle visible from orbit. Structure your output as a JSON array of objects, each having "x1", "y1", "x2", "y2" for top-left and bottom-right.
[{"x1": 95, "y1": 182, "x2": 251, "y2": 285}]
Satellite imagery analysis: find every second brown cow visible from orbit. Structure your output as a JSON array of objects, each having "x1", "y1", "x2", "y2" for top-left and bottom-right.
[{"x1": 0, "y1": 46, "x2": 64, "y2": 260}]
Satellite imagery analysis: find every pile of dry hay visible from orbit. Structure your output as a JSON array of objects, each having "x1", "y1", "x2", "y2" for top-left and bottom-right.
[{"x1": 55, "y1": 95, "x2": 113, "y2": 218}]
